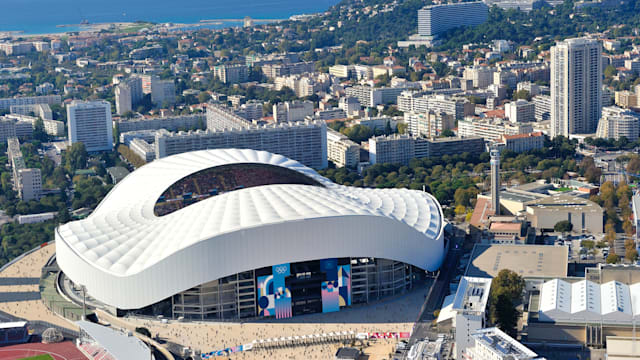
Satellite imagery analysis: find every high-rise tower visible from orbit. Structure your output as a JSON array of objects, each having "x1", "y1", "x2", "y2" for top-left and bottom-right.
[
  {"x1": 490, "y1": 147, "x2": 500, "y2": 216},
  {"x1": 550, "y1": 38, "x2": 602, "y2": 138}
]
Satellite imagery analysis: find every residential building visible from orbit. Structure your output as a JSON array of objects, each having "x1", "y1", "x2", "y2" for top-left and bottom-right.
[
  {"x1": 458, "y1": 118, "x2": 533, "y2": 141},
  {"x1": 614, "y1": 90, "x2": 638, "y2": 109},
  {"x1": 464, "y1": 66, "x2": 496, "y2": 89},
  {"x1": 505, "y1": 99, "x2": 535, "y2": 123},
  {"x1": 236, "y1": 101, "x2": 264, "y2": 121},
  {"x1": 452, "y1": 277, "x2": 492, "y2": 360},
  {"x1": 273, "y1": 101, "x2": 314, "y2": 123},
  {"x1": 154, "y1": 120, "x2": 328, "y2": 169},
  {"x1": 274, "y1": 73, "x2": 331, "y2": 98},
  {"x1": 315, "y1": 108, "x2": 346, "y2": 121},
  {"x1": 9, "y1": 103, "x2": 53, "y2": 120},
  {"x1": 115, "y1": 84, "x2": 132, "y2": 115},
  {"x1": 596, "y1": 106, "x2": 640, "y2": 140},
  {"x1": 0, "y1": 95, "x2": 61, "y2": 111},
  {"x1": 405, "y1": 111, "x2": 455, "y2": 138},
  {"x1": 551, "y1": 38, "x2": 602, "y2": 137},
  {"x1": 346, "y1": 86, "x2": 407, "y2": 107},
  {"x1": 117, "y1": 114, "x2": 205, "y2": 132},
  {"x1": 398, "y1": 92, "x2": 474, "y2": 120},
  {"x1": 261, "y1": 62, "x2": 315, "y2": 78},
  {"x1": 67, "y1": 100, "x2": 114, "y2": 152},
  {"x1": 501, "y1": 132, "x2": 545, "y2": 153},
  {"x1": 368, "y1": 135, "x2": 484, "y2": 164},
  {"x1": 213, "y1": 64, "x2": 249, "y2": 84},
  {"x1": 151, "y1": 79, "x2": 175, "y2": 106},
  {"x1": 339, "y1": 97, "x2": 361, "y2": 117},
  {"x1": 467, "y1": 327, "x2": 538, "y2": 360},
  {"x1": 129, "y1": 138, "x2": 156, "y2": 162},
  {"x1": 327, "y1": 129, "x2": 360, "y2": 168},
  {"x1": 43, "y1": 119, "x2": 65, "y2": 136},
  {"x1": 206, "y1": 104, "x2": 252, "y2": 130},
  {"x1": 417, "y1": 2, "x2": 489, "y2": 37},
  {"x1": 329, "y1": 64, "x2": 351, "y2": 78},
  {"x1": 533, "y1": 95, "x2": 551, "y2": 121},
  {"x1": 7, "y1": 137, "x2": 41, "y2": 201}
]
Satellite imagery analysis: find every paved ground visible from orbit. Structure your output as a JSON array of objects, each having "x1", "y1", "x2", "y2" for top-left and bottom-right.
[{"x1": 0, "y1": 340, "x2": 86, "y2": 360}]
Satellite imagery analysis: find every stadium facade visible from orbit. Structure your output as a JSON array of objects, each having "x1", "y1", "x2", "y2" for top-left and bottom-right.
[{"x1": 56, "y1": 149, "x2": 446, "y2": 320}]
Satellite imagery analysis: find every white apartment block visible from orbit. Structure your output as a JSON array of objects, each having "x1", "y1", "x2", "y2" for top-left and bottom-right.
[
  {"x1": 273, "y1": 100, "x2": 314, "y2": 123},
  {"x1": 339, "y1": 97, "x2": 361, "y2": 117},
  {"x1": 517, "y1": 82, "x2": 542, "y2": 96},
  {"x1": 501, "y1": 132, "x2": 545, "y2": 153},
  {"x1": 458, "y1": 118, "x2": 533, "y2": 141},
  {"x1": 533, "y1": 95, "x2": 551, "y2": 121},
  {"x1": 467, "y1": 327, "x2": 537, "y2": 360},
  {"x1": 452, "y1": 277, "x2": 492, "y2": 360},
  {"x1": 369, "y1": 134, "x2": 415, "y2": 165},
  {"x1": 154, "y1": 120, "x2": 328, "y2": 169},
  {"x1": 505, "y1": 100, "x2": 535, "y2": 123},
  {"x1": 151, "y1": 79, "x2": 176, "y2": 106},
  {"x1": 18, "y1": 168, "x2": 42, "y2": 201},
  {"x1": 0, "y1": 118, "x2": 18, "y2": 143},
  {"x1": 237, "y1": 101, "x2": 264, "y2": 121},
  {"x1": 10, "y1": 103, "x2": 53, "y2": 120},
  {"x1": 117, "y1": 114, "x2": 205, "y2": 133},
  {"x1": 346, "y1": 86, "x2": 407, "y2": 107},
  {"x1": 551, "y1": 38, "x2": 602, "y2": 137},
  {"x1": 464, "y1": 66, "x2": 496, "y2": 89},
  {"x1": 417, "y1": 2, "x2": 488, "y2": 37},
  {"x1": 206, "y1": 104, "x2": 252, "y2": 130},
  {"x1": 67, "y1": 100, "x2": 114, "y2": 152},
  {"x1": 398, "y1": 92, "x2": 473, "y2": 120},
  {"x1": 129, "y1": 138, "x2": 156, "y2": 162},
  {"x1": 315, "y1": 108, "x2": 346, "y2": 121},
  {"x1": 274, "y1": 73, "x2": 331, "y2": 98},
  {"x1": 596, "y1": 106, "x2": 640, "y2": 140},
  {"x1": 0, "y1": 95, "x2": 61, "y2": 111},
  {"x1": 261, "y1": 62, "x2": 315, "y2": 78},
  {"x1": 43, "y1": 119, "x2": 65, "y2": 136},
  {"x1": 213, "y1": 64, "x2": 249, "y2": 84},
  {"x1": 115, "y1": 84, "x2": 132, "y2": 115},
  {"x1": 327, "y1": 129, "x2": 360, "y2": 168},
  {"x1": 329, "y1": 65, "x2": 351, "y2": 78},
  {"x1": 405, "y1": 111, "x2": 455, "y2": 138}
]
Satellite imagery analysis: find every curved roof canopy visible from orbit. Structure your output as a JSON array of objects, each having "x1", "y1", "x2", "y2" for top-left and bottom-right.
[{"x1": 56, "y1": 149, "x2": 445, "y2": 309}]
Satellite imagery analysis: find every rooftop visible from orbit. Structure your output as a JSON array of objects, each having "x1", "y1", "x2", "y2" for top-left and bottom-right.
[
  {"x1": 525, "y1": 193, "x2": 602, "y2": 213},
  {"x1": 472, "y1": 327, "x2": 537, "y2": 359},
  {"x1": 452, "y1": 276, "x2": 492, "y2": 314},
  {"x1": 466, "y1": 244, "x2": 568, "y2": 278},
  {"x1": 77, "y1": 320, "x2": 151, "y2": 360}
]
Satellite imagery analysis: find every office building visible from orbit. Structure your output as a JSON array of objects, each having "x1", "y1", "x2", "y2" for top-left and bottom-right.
[
  {"x1": 505, "y1": 100, "x2": 535, "y2": 123},
  {"x1": 467, "y1": 327, "x2": 538, "y2": 360},
  {"x1": 596, "y1": 106, "x2": 640, "y2": 140},
  {"x1": 117, "y1": 114, "x2": 205, "y2": 133},
  {"x1": 213, "y1": 64, "x2": 249, "y2": 84},
  {"x1": 56, "y1": 148, "x2": 445, "y2": 320},
  {"x1": 206, "y1": 104, "x2": 252, "y2": 130},
  {"x1": 551, "y1": 38, "x2": 602, "y2": 137},
  {"x1": 67, "y1": 100, "x2": 114, "y2": 152},
  {"x1": 327, "y1": 129, "x2": 360, "y2": 168},
  {"x1": 0, "y1": 95, "x2": 61, "y2": 111},
  {"x1": 417, "y1": 2, "x2": 488, "y2": 37},
  {"x1": 155, "y1": 120, "x2": 328, "y2": 169},
  {"x1": 273, "y1": 100, "x2": 314, "y2": 123}
]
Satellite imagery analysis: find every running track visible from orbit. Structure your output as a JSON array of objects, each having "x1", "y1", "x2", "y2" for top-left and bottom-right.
[{"x1": 0, "y1": 341, "x2": 86, "y2": 360}]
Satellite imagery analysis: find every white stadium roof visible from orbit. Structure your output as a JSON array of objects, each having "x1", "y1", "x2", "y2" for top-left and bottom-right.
[
  {"x1": 539, "y1": 278, "x2": 640, "y2": 324},
  {"x1": 56, "y1": 149, "x2": 445, "y2": 309}
]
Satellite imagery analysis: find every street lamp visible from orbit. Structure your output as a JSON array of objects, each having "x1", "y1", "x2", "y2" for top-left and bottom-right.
[{"x1": 80, "y1": 284, "x2": 87, "y2": 320}]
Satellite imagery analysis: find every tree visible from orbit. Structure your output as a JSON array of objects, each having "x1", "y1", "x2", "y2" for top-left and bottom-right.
[
  {"x1": 441, "y1": 129, "x2": 455, "y2": 137},
  {"x1": 604, "y1": 65, "x2": 618, "y2": 78},
  {"x1": 626, "y1": 248, "x2": 638, "y2": 262},
  {"x1": 513, "y1": 89, "x2": 531, "y2": 101},
  {"x1": 489, "y1": 269, "x2": 524, "y2": 337},
  {"x1": 135, "y1": 327, "x2": 152, "y2": 337},
  {"x1": 554, "y1": 220, "x2": 573, "y2": 233},
  {"x1": 65, "y1": 142, "x2": 88, "y2": 172},
  {"x1": 455, "y1": 204, "x2": 467, "y2": 216},
  {"x1": 606, "y1": 253, "x2": 620, "y2": 264},
  {"x1": 198, "y1": 91, "x2": 211, "y2": 104}
]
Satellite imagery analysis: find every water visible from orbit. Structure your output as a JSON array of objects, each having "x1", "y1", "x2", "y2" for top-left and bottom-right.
[{"x1": 1, "y1": 0, "x2": 338, "y2": 34}]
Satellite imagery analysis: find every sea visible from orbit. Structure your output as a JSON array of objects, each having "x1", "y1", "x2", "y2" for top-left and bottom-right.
[{"x1": 1, "y1": 0, "x2": 339, "y2": 35}]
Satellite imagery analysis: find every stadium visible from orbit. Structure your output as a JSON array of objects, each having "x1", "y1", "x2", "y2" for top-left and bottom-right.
[{"x1": 55, "y1": 149, "x2": 446, "y2": 320}]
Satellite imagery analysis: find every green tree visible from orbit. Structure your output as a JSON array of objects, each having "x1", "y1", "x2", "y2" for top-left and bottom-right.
[
  {"x1": 489, "y1": 269, "x2": 524, "y2": 337},
  {"x1": 607, "y1": 253, "x2": 620, "y2": 264},
  {"x1": 554, "y1": 220, "x2": 573, "y2": 233},
  {"x1": 65, "y1": 142, "x2": 88, "y2": 172},
  {"x1": 604, "y1": 65, "x2": 618, "y2": 78}
]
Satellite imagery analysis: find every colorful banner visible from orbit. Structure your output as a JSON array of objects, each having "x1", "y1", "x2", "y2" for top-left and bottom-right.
[
  {"x1": 338, "y1": 264, "x2": 351, "y2": 307},
  {"x1": 356, "y1": 332, "x2": 411, "y2": 340},
  {"x1": 201, "y1": 343, "x2": 253, "y2": 358},
  {"x1": 257, "y1": 274, "x2": 274, "y2": 317},
  {"x1": 272, "y1": 263, "x2": 292, "y2": 319}
]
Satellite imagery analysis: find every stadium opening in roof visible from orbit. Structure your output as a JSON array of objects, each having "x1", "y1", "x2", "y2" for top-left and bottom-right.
[{"x1": 55, "y1": 149, "x2": 446, "y2": 320}]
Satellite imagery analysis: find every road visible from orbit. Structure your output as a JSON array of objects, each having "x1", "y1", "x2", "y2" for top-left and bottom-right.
[{"x1": 405, "y1": 231, "x2": 463, "y2": 355}]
